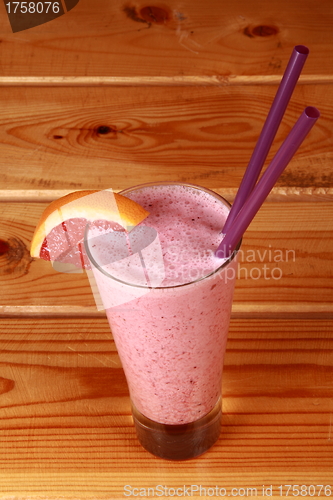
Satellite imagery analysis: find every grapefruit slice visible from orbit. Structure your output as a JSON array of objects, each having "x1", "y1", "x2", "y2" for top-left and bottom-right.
[{"x1": 30, "y1": 189, "x2": 149, "y2": 269}]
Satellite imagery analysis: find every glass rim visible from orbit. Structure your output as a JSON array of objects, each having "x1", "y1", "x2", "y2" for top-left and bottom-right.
[{"x1": 84, "y1": 181, "x2": 242, "y2": 290}]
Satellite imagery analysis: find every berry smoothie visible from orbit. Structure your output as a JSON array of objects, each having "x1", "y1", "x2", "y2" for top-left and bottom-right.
[{"x1": 86, "y1": 183, "x2": 239, "y2": 425}]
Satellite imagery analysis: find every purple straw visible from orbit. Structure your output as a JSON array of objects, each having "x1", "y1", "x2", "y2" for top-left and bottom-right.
[
  {"x1": 216, "y1": 106, "x2": 320, "y2": 259},
  {"x1": 222, "y1": 45, "x2": 309, "y2": 235}
]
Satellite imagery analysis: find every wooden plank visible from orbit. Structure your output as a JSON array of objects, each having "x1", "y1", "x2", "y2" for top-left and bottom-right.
[
  {"x1": 1, "y1": 317, "x2": 332, "y2": 367},
  {"x1": 0, "y1": 85, "x2": 331, "y2": 191},
  {"x1": 3, "y1": 473, "x2": 333, "y2": 500},
  {"x1": 0, "y1": 317, "x2": 332, "y2": 497},
  {"x1": 0, "y1": 200, "x2": 332, "y2": 317},
  {"x1": 0, "y1": 0, "x2": 332, "y2": 77}
]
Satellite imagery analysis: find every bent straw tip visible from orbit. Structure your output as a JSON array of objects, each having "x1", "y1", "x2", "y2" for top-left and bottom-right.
[
  {"x1": 295, "y1": 45, "x2": 309, "y2": 55},
  {"x1": 305, "y1": 106, "x2": 320, "y2": 119}
]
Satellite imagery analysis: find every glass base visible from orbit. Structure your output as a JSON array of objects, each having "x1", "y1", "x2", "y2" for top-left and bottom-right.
[{"x1": 131, "y1": 399, "x2": 222, "y2": 460}]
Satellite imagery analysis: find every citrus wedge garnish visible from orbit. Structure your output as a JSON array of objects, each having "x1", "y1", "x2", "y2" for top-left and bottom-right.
[{"x1": 30, "y1": 189, "x2": 149, "y2": 268}]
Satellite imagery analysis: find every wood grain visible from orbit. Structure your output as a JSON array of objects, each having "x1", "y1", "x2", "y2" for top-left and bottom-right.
[
  {"x1": 0, "y1": 0, "x2": 333, "y2": 77},
  {"x1": 0, "y1": 317, "x2": 332, "y2": 498},
  {"x1": 0, "y1": 85, "x2": 331, "y2": 191},
  {"x1": 0, "y1": 0, "x2": 332, "y2": 493},
  {"x1": 0, "y1": 200, "x2": 332, "y2": 317}
]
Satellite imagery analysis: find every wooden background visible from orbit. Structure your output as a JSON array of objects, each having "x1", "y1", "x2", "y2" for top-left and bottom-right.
[{"x1": 0, "y1": 0, "x2": 332, "y2": 498}]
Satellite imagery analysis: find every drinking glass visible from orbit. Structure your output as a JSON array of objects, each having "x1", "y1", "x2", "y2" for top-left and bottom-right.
[{"x1": 84, "y1": 182, "x2": 241, "y2": 460}]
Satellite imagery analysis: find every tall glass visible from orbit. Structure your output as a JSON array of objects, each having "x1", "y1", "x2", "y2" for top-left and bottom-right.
[{"x1": 84, "y1": 182, "x2": 241, "y2": 460}]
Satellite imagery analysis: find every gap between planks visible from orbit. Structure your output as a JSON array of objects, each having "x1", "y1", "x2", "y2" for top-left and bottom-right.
[
  {"x1": 0, "y1": 304, "x2": 332, "y2": 319},
  {"x1": 0, "y1": 187, "x2": 332, "y2": 203},
  {"x1": 0, "y1": 75, "x2": 332, "y2": 87}
]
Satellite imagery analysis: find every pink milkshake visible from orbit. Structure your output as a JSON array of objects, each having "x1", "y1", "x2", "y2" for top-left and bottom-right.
[{"x1": 85, "y1": 182, "x2": 240, "y2": 459}]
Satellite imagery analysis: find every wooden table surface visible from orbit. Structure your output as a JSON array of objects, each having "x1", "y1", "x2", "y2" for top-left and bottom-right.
[{"x1": 0, "y1": 0, "x2": 332, "y2": 498}]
